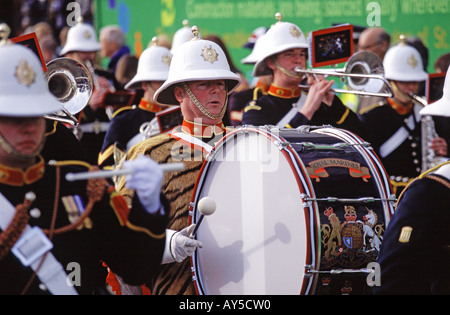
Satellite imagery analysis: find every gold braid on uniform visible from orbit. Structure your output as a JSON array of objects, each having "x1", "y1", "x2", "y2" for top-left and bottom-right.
[
  {"x1": 396, "y1": 161, "x2": 450, "y2": 205},
  {"x1": 0, "y1": 197, "x2": 33, "y2": 261},
  {"x1": 43, "y1": 166, "x2": 108, "y2": 236}
]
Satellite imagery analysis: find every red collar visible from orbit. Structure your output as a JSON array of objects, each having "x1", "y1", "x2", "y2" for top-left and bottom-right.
[
  {"x1": 268, "y1": 84, "x2": 301, "y2": 99},
  {"x1": 0, "y1": 156, "x2": 45, "y2": 186},
  {"x1": 388, "y1": 98, "x2": 414, "y2": 115},
  {"x1": 138, "y1": 98, "x2": 165, "y2": 113},
  {"x1": 181, "y1": 119, "x2": 225, "y2": 138},
  {"x1": 255, "y1": 79, "x2": 270, "y2": 93}
]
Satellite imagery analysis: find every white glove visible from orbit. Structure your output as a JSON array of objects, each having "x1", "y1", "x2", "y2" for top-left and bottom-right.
[
  {"x1": 162, "y1": 225, "x2": 203, "y2": 263},
  {"x1": 123, "y1": 154, "x2": 164, "y2": 214}
]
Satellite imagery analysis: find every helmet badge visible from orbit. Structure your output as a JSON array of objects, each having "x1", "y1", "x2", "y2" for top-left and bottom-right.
[
  {"x1": 201, "y1": 44, "x2": 219, "y2": 64},
  {"x1": 83, "y1": 30, "x2": 92, "y2": 39},
  {"x1": 290, "y1": 25, "x2": 302, "y2": 38},
  {"x1": 161, "y1": 54, "x2": 171, "y2": 66},
  {"x1": 15, "y1": 60, "x2": 36, "y2": 87},
  {"x1": 407, "y1": 54, "x2": 418, "y2": 69}
]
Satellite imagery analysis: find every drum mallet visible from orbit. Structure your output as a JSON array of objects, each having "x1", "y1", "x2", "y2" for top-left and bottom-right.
[
  {"x1": 190, "y1": 197, "x2": 216, "y2": 238},
  {"x1": 65, "y1": 162, "x2": 185, "y2": 181}
]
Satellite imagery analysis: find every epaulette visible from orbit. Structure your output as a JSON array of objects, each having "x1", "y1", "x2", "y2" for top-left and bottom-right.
[{"x1": 358, "y1": 101, "x2": 384, "y2": 115}]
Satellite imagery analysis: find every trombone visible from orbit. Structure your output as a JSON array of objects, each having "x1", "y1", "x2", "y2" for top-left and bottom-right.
[
  {"x1": 295, "y1": 51, "x2": 394, "y2": 98},
  {"x1": 44, "y1": 57, "x2": 93, "y2": 126}
]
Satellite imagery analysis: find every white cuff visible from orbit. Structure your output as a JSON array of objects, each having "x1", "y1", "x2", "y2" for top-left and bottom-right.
[{"x1": 161, "y1": 229, "x2": 176, "y2": 264}]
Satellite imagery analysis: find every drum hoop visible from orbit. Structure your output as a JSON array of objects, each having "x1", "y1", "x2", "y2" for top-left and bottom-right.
[
  {"x1": 189, "y1": 126, "x2": 320, "y2": 295},
  {"x1": 280, "y1": 142, "x2": 321, "y2": 295}
]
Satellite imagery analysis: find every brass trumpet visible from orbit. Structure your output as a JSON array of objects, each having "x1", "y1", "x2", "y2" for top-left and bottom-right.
[
  {"x1": 44, "y1": 58, "x2": 93, "y2": 125},
  {"x1": 295, "y1": 51, "x2": 394, "y2": 98}
]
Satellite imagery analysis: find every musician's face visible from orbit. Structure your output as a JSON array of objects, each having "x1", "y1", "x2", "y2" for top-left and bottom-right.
[
  {"x1": 174, "y1": 80, "x2": 227, "y2": 125},
  {"x1": 394, "y1": 81, "x2": 420, "y2": 103},
  {"x1": 268, "y1": 49, "x2": 307, "y2": 75},
  {"x1": 0, "y1": 116, "x2": 45, "y2": 165}
]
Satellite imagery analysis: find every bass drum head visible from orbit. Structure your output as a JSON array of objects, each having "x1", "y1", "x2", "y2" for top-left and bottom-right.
[{"x1": 191, "y1": 129, "x2": 310, "y2": 295}]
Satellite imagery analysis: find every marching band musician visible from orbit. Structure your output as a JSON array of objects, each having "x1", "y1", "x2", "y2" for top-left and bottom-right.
[
  {"x1": 374, "y1": 68, "x2": 450, "y2": 294},
  {"x1": 115, "y1": 26, "x2": 241, "y2": 295},
  {"x1": 98, "y1": 40, "x2": 173, "y2": 169},
  {"x1": 0, "y1": 41, "x2": 198, "y2": 295},
  {"x1": 59, "y1": 20, "x2": 114, "y2": 164},
  {"x1": 241, "y1": 14, "x2": 361, "y2": 132},
  {"x1": 358, "y1": 36, "x2": 448, "y2": 195}
]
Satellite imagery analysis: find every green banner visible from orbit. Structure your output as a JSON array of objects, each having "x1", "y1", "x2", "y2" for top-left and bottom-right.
[{"x1": 95, "y1": 0, "x2": 450, "y2": 77}]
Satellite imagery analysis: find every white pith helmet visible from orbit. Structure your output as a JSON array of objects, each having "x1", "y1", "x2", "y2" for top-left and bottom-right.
[
  {"x1": 125, "y1": 39, "x2": 172, "y2": 90},
  {"x1": 0, "y1": 42, "x2": 63, "y2": 117},
  {"x1": 154, "y1": 26, "x2": 241, "y2": 106},
  {"x1": 241, "y1": 32, "x2": 268, "y2": 65},
  {"x1": 253, "y1": 13, "x2": 308, "y2": 76},
  {"x1": 170, "y1": 19, "x2": 194, "y2": 55},
  {"x1": 383, "y1": 35, "x2": 428, "y2": 82},
  {"x1": 420, "y1": 66, "x2": 450, "y2": 117},
  {"x1": 60, "y1": 22, "x2": 101, "y2": 55}
]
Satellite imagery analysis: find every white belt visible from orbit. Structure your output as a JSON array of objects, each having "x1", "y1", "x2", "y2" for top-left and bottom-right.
[
  {"x1": 379, "y1": 110, "x2": 417, "y2": 158},
  {"x1": 276, "y1": 93, "x2": 307, "y2": 128},
  {"x1": 0, "y1": 193, "x2": 78, "y2": 295},
  {"x1": 171, "y1": 132, "x2": 213, "y2": 153}
]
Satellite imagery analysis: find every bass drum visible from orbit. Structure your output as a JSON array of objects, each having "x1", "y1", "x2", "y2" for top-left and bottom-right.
[{"x1": 190, "y1": 126, "x2": 395, "y2": 295}]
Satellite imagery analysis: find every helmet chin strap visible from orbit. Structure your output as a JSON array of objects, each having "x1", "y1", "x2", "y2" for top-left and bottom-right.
[
  {"x1": 273, "y1": 59, "x2": 304, "y2": 79},
  {"x1": 0, "y1": 132, "x2": 44, "y2": 160},
  {"x1": 182, "y1": 82, "x2": 228, "y2": 120}
]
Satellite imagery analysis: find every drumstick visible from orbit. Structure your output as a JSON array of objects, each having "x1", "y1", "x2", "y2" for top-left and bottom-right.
[
  {"x1": 65, "y1": 162, "x2": 185, "y2": 181},
  {"x1": 190, "y1": 197, "x2": 216, "y2": 238}
]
